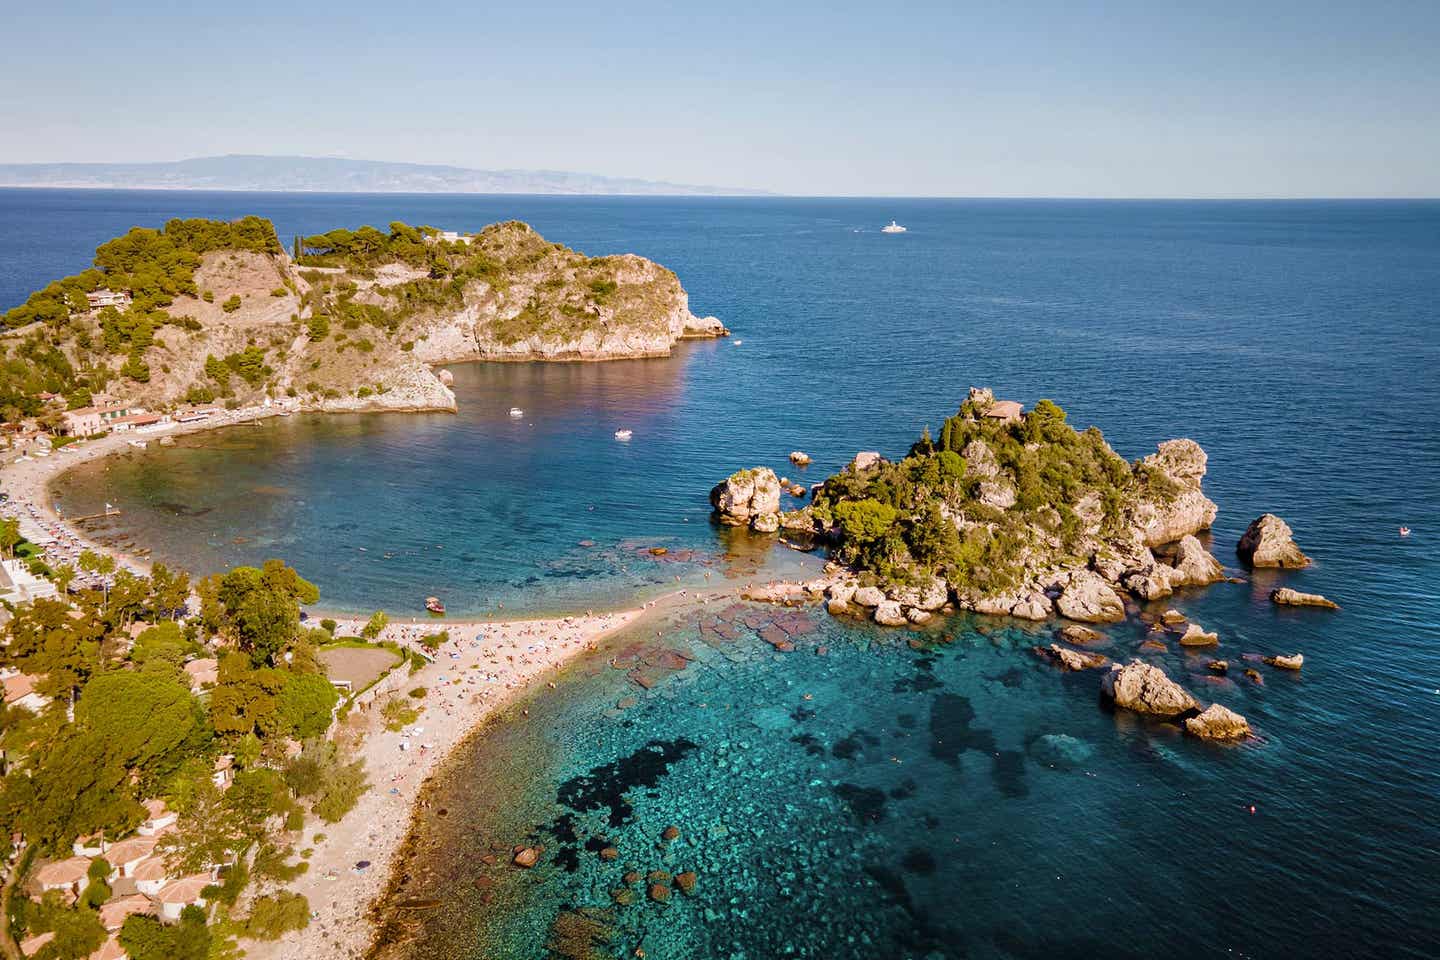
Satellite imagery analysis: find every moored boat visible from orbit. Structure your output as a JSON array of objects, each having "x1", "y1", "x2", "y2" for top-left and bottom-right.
[{"x1": 425, "y1": 596, "x2": 446, "y2": 615}]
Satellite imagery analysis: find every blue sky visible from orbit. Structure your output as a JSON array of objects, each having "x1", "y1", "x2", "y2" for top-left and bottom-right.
[{"x1": 4, "y1": 0, "x2": 1437, "y2": 196}]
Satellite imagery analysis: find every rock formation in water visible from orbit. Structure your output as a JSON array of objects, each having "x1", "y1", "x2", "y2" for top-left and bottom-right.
[
  {"x1": 713, "y1": 388, "x2": 1228, "y2": 627},
  {"x1": 1236, "y1": 514, "x2": 1311, "y2": 568},
  {"x1": 2, "y1": 217, "x2": 724, "y2": 420},
  {"x1": 1270, "y1": 587, "x2": 1338, "y2": 609},
  {"x1": 711, "y1": 467, "x2": 783, "y2": 532},
  {"x1": 1184, "y1": 704, "x2": 1251, "y2": 740},
  {"x1": 1101, "y1": 660, "x2": 1199, "y2": 717}
]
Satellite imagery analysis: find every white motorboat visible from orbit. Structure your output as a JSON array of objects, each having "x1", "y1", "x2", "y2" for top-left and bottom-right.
[
  {"x1": 614, "y1": 429, "x2": 633, "y2": 441},
  {"x1": 509, "y1": 407, "x2": 524, "y2": 418},
  {"x1": 881, "y1": 220, "x2": 907, "y2": 233}
]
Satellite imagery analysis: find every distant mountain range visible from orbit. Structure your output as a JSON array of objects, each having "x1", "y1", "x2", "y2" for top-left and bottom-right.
[{"x1": 0, "y1": 155, "x2": 771, "y2": 196}]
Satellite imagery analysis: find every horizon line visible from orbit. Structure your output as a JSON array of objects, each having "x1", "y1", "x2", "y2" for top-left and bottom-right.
[{"x1": 0, "y1": 184, "x2": 1436, "y2": 202}]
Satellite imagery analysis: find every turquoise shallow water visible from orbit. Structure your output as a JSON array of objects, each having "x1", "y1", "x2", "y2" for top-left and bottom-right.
[{"x1": 5, "y1": 192, "x2": 1440, "y2": 957}]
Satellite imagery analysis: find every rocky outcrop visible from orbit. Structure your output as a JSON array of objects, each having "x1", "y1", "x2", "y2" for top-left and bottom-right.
[
  {"x1": 789, "y1": 451, "x2": 812, "y2": 466},
  {"x1": 1176, "y1": 623, "x2": 1219, "y2": 647},
  {"x1": 850, "y1": 451, "x2": 885, "y2": 472},
  {"x1": 1168, "y1": 535, "x2": 1226, "y2": 586},
  {"x1": 1133, "y1": 440, "x2": 1219, "y2": 548},
  {"x1": 873, "y1": 600, "x2": 908, "y2": 627},
  {"x1": 852, "y1": 586, "x2": 885, "y2": 608},
  {"x1": 1237, "y1": 514, "x2": 1311, "y2": 568},
  {"x1": 1056, "y1": 573, "x2": 1126, "y2": 623},
  {"x1": 1184, "y1": 704, "x2": 1251, "y2": 740},
  {"x1": 1263, "y1": 653, "x2": 1304, "y2": 671},
  {"x1": 1101, "y1": 660, "x2": 1199, "y2": 717},
  {"x1": 1270, "y1": 588, "x2": 1337, "y2": 609},
  {"x1": 710, "y1": 468, "x2": 782, "y2": 531}
]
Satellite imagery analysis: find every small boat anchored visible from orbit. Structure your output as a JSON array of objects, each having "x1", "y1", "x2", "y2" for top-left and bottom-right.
[
  {"x1": 509, "y1": 407, "x2": 524, "y2": 418},
  {"x1": 425, "y1": 596, "x2": 446, "y2": 615},
  {"x1": 881, "y1": 220, "x2": 907, "y2": 233},
  {"x1": 1399, "y1": 526, "x2": 1411, "y2": 537},
  {"x1": 614, "y1": 429, "x2": 633, "y2": 441}
]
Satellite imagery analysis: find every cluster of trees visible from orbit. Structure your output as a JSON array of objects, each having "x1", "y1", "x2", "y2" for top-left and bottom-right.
[
  {"x1": 0, "y1": 556, "x2": 367, "y2": 958},
  {"x1": 810, "y1": 399, "x2": 1149, "y2": 592},
  {"x1": 203, "y1": 347, "x2": 270, "y2": 391},
  {"x1": 296, "y1": 222, "x2": 435, "y2": 270}
]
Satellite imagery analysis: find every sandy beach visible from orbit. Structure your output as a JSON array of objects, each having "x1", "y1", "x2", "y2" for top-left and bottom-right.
[{"x1": 243, "y1": 604, "x2": 654, "y2": 960}]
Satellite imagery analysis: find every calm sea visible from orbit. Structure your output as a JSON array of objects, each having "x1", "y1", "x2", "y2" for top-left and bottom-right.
[{"x1": 6, "y1": 189, "x2": 1440, "y2": 957}]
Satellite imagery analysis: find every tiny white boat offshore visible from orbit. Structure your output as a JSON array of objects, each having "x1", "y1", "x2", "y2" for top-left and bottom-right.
[
  {"x1": 509, "y1": 407, "x2": 524, "y2": 418},
  {"x1": 614, "y1": 429, "x2": 633, "y2": 441},
  {"x1": 881, "y1": 220, "x2": 907, "y2": 233}
]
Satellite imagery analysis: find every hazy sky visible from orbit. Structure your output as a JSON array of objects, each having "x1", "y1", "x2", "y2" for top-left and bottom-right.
[{"x1": 4, "y1": 0, "x2": 1437, "y2": 196}]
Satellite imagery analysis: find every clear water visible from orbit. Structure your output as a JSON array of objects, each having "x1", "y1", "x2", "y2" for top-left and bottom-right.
[{"x1": 6, "y1": 191, "x2": 1440, "y2": 957}]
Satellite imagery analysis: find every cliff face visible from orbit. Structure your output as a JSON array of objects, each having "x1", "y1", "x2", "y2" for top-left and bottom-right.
[
  {"x1": 3, "y1": 218, "x2": 722, "y2": 421},
  {"x1": 714, "y1": 388, "x2": 1226, "y2": 624}
]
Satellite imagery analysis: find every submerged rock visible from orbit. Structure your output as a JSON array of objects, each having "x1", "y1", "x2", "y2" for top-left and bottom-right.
[
  {"x1": 1038, "y1": 643, "x2": 1109, "y2": 671},
  {"x1": 1028, "y1": 733, "x2": 1095, "y2": 770},
  {"x1": 1184, "y1": 703, "x2": 1251, "y2": 741},
  {"x1": 1270, "y1": 587, "x2": 1338, "y2": 609},
  {"x1": 1058, "y1": 624, "x2": 1106, "y2": 645},
  {"x1": 1237, "y1": 514, "x2": 1312, "y2": 568},
  {"x1": 1101, "y1": 660, "x2": 1199, "y2": 717},
  {"x1": 789, "y1": 451, "x2": 812, "y2": 466},
  {"x1": 512, "y1": 845, "x2": 543, "y2": 868}
]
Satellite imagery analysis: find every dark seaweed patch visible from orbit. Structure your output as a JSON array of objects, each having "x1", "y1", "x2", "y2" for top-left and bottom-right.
[
  {"x1": 555, "y1": 738, "x2": 698, "y2": 828},
  {"x1": 834, "y1": 783, "x2": 888, "y2": 823}
]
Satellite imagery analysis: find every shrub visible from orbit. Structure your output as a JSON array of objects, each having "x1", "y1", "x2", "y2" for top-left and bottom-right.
[
  {"x1": 245, "y1": 891, "x2": 310, "y2": 940},
  {"x1": 221, "y1": 294, "x2": 242, "y2": 313},
  {"x1": 360, "y1": 610, "x2": 388, "y2": 639},
  {"x1": 319, "y1": 618, "x2": 337, "y2": 634},
  {"x1": 202, "y1": 290, "x2": 215, "y2": 303},
  {"x1": 271, "y1": 287, "x2": 287, "y2": 297},
  {"x1": 382, "y1": 696, "x2": 419, "y2": 732}
]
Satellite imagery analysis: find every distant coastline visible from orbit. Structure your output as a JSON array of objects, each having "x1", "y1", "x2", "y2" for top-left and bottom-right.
[{"x1": 0, "y1": 154, "x2": 773, "y2": 197}]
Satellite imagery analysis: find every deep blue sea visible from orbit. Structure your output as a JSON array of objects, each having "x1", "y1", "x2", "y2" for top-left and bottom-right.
[{"x1": 5, "y1": 189, "x2": 1440, "y2": 958}]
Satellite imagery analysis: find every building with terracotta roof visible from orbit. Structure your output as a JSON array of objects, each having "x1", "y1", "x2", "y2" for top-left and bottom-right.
[
  {"x1": 137, "y1": 799, "x2": 177, "y2": 836},
  {"x1": 130, "y1": 855, "x2": 171, "y2": 896},
  {"x1": 156, "y1": 873, "x2": 213, "y2": 921},
  {"x1": 98, "y1": 893, "x2": 154, "y2": 932},
  {"x1": 2, "y1": 672, "x2": 51, "y2": 713},
  {"x1": 104, "y1": 836, "x2": 159, "y2": 877},
  {"x1": 33, "y1": 856, "x2": 91, "y2": 896},
  {"x1": 983, "y1": 399, "x2": 1023, "y2": 423},
  {"x1": 89, "y1": 934, "x2": 128, "y2": 960},
  {"x1": 18, "y1": 931, "x2": 54, "y2": 956}
]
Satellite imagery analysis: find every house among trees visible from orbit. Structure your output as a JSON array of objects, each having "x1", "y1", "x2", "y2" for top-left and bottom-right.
[
  {"x1": 1, "y1": 669, "x2": 51, "y2": 712},
  {"x1": 32, "y1": 856, "x2": 92, "y2": 899},
  {"x1": 85, "y1": 289, "x2": 132, "y2": 310},
  {"x1": 155, "y1": 873, "x2": 216, "y2": 921},
  {"x1": 430, "y1": 229, "x2": 472, "y2": 244},
  {"x1": 136, "y1": 799, "x2": 178, "y2": 836},
  {"x1": 983, "y1": 399, "x2": 1024, "y2": 423}
]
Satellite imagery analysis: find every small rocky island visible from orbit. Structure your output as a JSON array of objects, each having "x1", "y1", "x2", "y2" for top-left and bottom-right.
[
  {"x1": 715, "y1": 387, "x2": 1226, "y2": 624},
  {"x1": 713, "y1": 388, "x2": 1331, "y2": 742}
]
